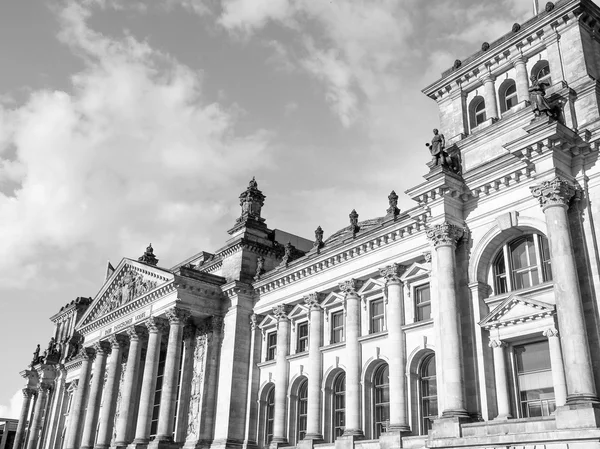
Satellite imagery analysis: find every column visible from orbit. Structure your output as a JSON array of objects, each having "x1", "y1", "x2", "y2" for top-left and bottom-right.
[
  {"x1": 272, "y1": 305, "x2": 292, "y2": 444},
  {"x1": 174, "y1": 324, "x2": 196, "y2": 442},
  {"x1": 13, "y1": 388, "x2": 36, "y2": 449},
  {"x1": 426, "y1": 222, "x2": 468, "y2": 417},
  {"x1": 513, "y1": 55, "x2": 530, "y2": 103},
  {"x1": 543, "y1": 327, "x2": 568, "y2": 407},
  {"x1": 304, "y1": 293, "x2": 324, "y2": 440},
  {"x1": 26, "y1": 384, "x2": 51, "y2": 449},
  {"x1": 95, "y1": 335, "x2": 127, "y2": 449},
  {"x1": 489, "y1": 339, "x2": 511, "y2": 419},
  {"x1": 65, "y1": 348, "x2": 94, "y2": 449},
  {"x1": 339, "y1": 279, "x2": 363, "y2": 436},
  {"x1": 154, "y1": 307, "x2": 190, "y2": 443},
  {"x1": 379, "y1": 264, "x2": 410, "y2": 431},
  {"x1": 531, "y1": 177, "x2": 599, "y2": 404},
  {"x1": 131, "y1": 317, "x2": 168, "y2": 446},
  {"x1": 81, "y1": 342, "x2": 110, "y2": 449},
  {"x1": 115, "y1": 327, "x2": 146, "y2": 447},
  {"x1": 481, "y1": 72, "x2": 498, "y2": 120}
]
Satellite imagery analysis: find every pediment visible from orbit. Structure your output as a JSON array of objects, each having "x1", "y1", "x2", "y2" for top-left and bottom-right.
[
  {"x1": 288, "y1": 304, "x2": 308, "y2": 322},
  {"x1": 358, "y1": 278, "x2": 384, "y2": 296},
  {"x1": 400, "y1": 262, "x2": 431, "y2": 282},
  {"x1": 322, "y1": 291, "x2": 343, "y2": 308},
  {"x1": 79, "y1": 259, "x2": 173, "y2": 327},
  {"x1": 479, "y1": 294, "x2": 555, "y2": 329}
]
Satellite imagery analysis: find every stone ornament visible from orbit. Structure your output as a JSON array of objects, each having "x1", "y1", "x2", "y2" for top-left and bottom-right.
[
  {"x1": 93, "y1": 341, "x2": 111, "y2": 356},
  {"x1": 209, "y1": 316, "x2": 224, "y2": 334},
  {"x1": 39, "y1": 383, "x2": 53, "y2": 393},
  {"x1": 250, "y1": 313, "x2": 261, "y2": 331},
  {"x1": 314, "y1": 226, "x2": 325, "y2": 251},
  {"x1": 108, "y1": 334, "x2": 128, "y2": 349},
  {"x1": 22, "y1": 387, "x2": 36, "y2": 398},
  {"x1": 379, "y1": 263, "x2": 406, "y2": 284},
  {"x1": 530, "y1": 176, "x2": 576, "y2": 210},
  {"x1": 545, "y1": 2, "x2": 555, "y2": 12},
  {"x1": 304, "y1": 292, "x2": 325, "y2": 311},
  {"x1": 145, "y1": 316, "x2": 169, "y2": 334},
  {"x1": 481, "y1": 42, "x2": 490, "y2": 51},
  {"x1": 165, "y1": 307, "x2": 192, "y2": 324},
  {"x1": 423, "y1": 251, "x2": 432, "y2": 263},
  {"x1": 126, "y1": 325, "x2": 147, "y2": 341},
  {"x1": 78, "y1": 347, "x2": 96, "y2": 361},
  {"x1": 453, "y1": 59, "x2": 462, "y2": 69},
  {"x1": 512, "y1": 23, "x2": 521, "y2": 32},
  {"x1": 138, "y1": 243, "x2": 159, "y2": 266},
  {"x1": 237, "y1": 177, "x2": 266, "y2": 224},
  {"x1": 349, "y1": 209, "x2": 360, "y2": 237},
  {"x1": 339, "y1": 278, "x2": 363, "y2": 297},
  {"x1": 488, "y1": 339, "x2": 506, "y2": 349},
  {"x1": 386, "y1": 191, "x2": 400, "y2": 218},
  {"x1": 254, "y1": 256, "x2": 265, "y2": 281},
  {"x1": 543, "y1": 327, "x2": 560, "y2": 338},
  {"x1": 272, "y1": 304, "x2": 293, "y2": 321},
  {"x1": 183, "y1": 324, "x2": 197, "y2": 341},
  {"x1": 426, "y1": 222, "x2": 464, "y2": 248}
]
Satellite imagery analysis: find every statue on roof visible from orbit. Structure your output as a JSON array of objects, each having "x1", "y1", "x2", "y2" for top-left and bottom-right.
[
  {"x1": 314, "y1": 226, "x2": 324, "y2": 252},
  {"x1": 426, "y1": 129, "x2": 461, "y2": 174},
  {"x1": 237, "y1": 177, "x2": 266, "y2": 223},
  {"x1": 529, "y1": 74, "x2": 559, "y2": 120},
  {"x1": 32, "y1": 344, "x2": 41, "y2": 364},
  {"x1": 139, "y1": 243, "x2": 159, "y2": 266}
]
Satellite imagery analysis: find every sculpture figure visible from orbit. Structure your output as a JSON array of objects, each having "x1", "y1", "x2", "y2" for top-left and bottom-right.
[
  {"x1": 32, "y1": 344, "x2": 40, "y2": 363},
  {"x1": 529, "y1": 74, "x2": 557, "y2": 119},
  {"x1": 426, "y1": 129, "x2": 461, "y2": 174}
]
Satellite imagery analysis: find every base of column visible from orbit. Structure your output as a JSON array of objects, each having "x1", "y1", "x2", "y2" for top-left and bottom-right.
[
  {"x1": 112, "y1": 441, "x2": 132, "y2": 449},
  {"x1": 147, "y1": 439, "x2": 179, "y2": 449},
  {"x1": 387, "y1": 424, "x2": 410, "y2": 432},
  {"x1": 302, "y1": 433, "x2": 323, "y2": 442},
  {"x1": 268, "y1": 439, "x2": 288, "y2": 449},
  {"x1": 556, "y1": 402, "x2": 600, "y2": 429},
  {"x1": 378, "y1": 430, "x2": 405, "y2": 449},
  {"x1": 341, "y1": 429, "x2": 363, "y2": 437},
  {"x1": 127, "y1": 441, "x2": 148, "y2": 449},
  {"x1": 430, "y1": 415, "x2": 470, "y2": 439},
  {"x1": 297, "y1": 438, "x2": 321, "y2": 449},
  {"x1": 334, "y1": 434, "x2": 361, "y2": 449},
  {"x1": 566, "y1": 393, "x2": 600, "y2": 405},
  {"x1": 183, "y1": 439, "x2": 213, "y2": 449},
  {"x1": 493, "y1": 414, "x2": 512, "y2": 420}
]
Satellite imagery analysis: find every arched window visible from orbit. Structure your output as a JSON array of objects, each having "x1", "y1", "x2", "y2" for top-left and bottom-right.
[
  {"x1": 419, "y1": 355, "x2": 437, "y2": 435},
  {"x1": 373, "y1": 364, "x2": 390, "y2": 438},
  {"x1": 493, "y1": 233, "x2": 552, "y2": 294},
  {"x1": 265, "y1": 387, "x2": 275, "y2": 444},
  {"x1": 469, "y1": 96, "x2": 486, "y2": 130},
  {"x1": 297, "y1": 380, "x2": 308, "y2": 441},
  {"x1": 532, "y1": 60, "x2": 552, "y2": 85},
  {"x1": 499, "y1": 79, "x2": 518, "y2": 113},
  {"x1": 333, "y1": 373, "x2": 346, "y2": 438}
]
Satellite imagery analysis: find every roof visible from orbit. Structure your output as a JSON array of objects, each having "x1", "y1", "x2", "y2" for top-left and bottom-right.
[{"x1": 324, "y1": 217, "x2": 385, "y2": 246}]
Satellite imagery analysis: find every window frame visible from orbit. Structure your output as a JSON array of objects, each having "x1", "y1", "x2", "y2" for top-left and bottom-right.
[
  {"x1": 369, "y1": 298, "x2": 386, "y2": 334},
  {"x1": 501, "y1": 80, "x2": 518, "y2": 113},
  {"x1": 333, "y1": 373, "x2": 346, "y2": 439},
  {"x1": 297, "y1": 380, "x2": 308, "y2": 441},
  {"x1": 296, "y1": 321, "x2": 309, "y2": 354},
  {"x1": 470, "y1": 96, "x2": 487, "y2": 130},
  {"x1": 266, "y1": 331, "x2": 277, "y2": 361},
  {"x1": 373, "y1": 364, "x2": 390, "y2": 438},
  {"x1": 413, "y1": 282, "x2": 432, "y2": 322},
  {"x1": 265, "y1": 386, "x2": 275, "y2": 444},
  {"x1": 419, "y1": 354, "x2": 437, "y2": 435},
  {"x1": 330, "y1": 310, "x2": 345, "y2": 344}
]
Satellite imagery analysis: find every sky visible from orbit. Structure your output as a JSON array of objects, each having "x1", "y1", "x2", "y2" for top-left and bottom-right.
[{"x1": 0, "y1": 0, "x2": 560, "y2": 416}]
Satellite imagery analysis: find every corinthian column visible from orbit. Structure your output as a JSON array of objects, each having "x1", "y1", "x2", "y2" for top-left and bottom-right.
[
  {"x1": 65, "y1": 348, "x2": 94, "y2": 449},
  {"x1": 339, "y1": 279, "x2": 363, "y2": 437},
  {"x1": 155, "y1": 307, "x2": 190, "y2": 443},
  {"x1": 303, "y1": 293, "x2": 324, "y2": 440},
  {"x1": 26, "y1": 383, "x2": 51, "y2": 449},
  {"x1": 13, "y1": 388, "x2": 35, "y2": 449},
  {"x1": 379, "y1": 264, "x2": 409, "y2": 431},
  {"x1": 426, "y1": 222, "x2": 468, "y2": 417},
  {"x1": 95, "y1": 335, "x2": 128, "y2": 449},
  {"x1": 272, "y1": 304, "x2": 292, "y2": 444},
  {"x1": 81, "y1": 342, "x2": 110, "y2": 449},
  {"x1": 489, "y1": 339, "x2": 511, "y2": 419},
  {"x1": 543, "y1": 327, "x2": 567, "y2": 407},
  {"x1": 531, "y1": 177, "x2": 598, "y2": 404}
]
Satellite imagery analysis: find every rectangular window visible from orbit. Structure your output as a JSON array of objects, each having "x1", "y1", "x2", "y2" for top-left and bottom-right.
[
  {"x1": 297, "y1": 322, "x2": 309, "y2": 353},
  {"x1": 370, "y1": 299, "x2": 385, "y2": 333},
  {"x1": 266, "y1": 332, "x2": 277, "y2": 361},
  {"x1": 415, "y1": 284, "x2": 431, "y2": 322},
  {"x1": 331, "y1": 311, "x2": 344, "y2": 344},
  {"x1": 150, "y1": 349, "x2": 167, "y2": 436},
  {"x1": 514, "y1": 340, "x2": 555, "y2": 417}
]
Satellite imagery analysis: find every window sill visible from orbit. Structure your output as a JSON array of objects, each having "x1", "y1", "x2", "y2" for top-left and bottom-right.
[
  {"x1": 485, "y1": 281, "x2": 554, "y2": 305},
  {"x1": 320, "y1": 341, "x2": 346, "y2": 353},
  {"x1": 287, "y1": 351, "x2": 309, "y2": 361},
  {"x1": 358, "y1": 331, "x2": 388, "y2": 342},
  {"x1": 257, "y1": 359, "x2": 276, "y2": 368},
  {"x1": 403, "y1": 318, "x2": 433, "y2": 331}
]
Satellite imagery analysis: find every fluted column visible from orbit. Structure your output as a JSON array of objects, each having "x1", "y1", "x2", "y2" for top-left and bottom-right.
[
  {"x1": 95, "y1": 335, "x2": 128, "y2": 449},
  {"x1": 155, "y1": 307, "x2": 190, "y2": 442},
  {"x1": 481, "y1": 72, "x2": 498, "y2": 120},
  {"x1": 513, "y1": 55, "x2": 530, "y2": 103},
  {"x1": 115, "y1": 326, "x2": 146, "y2": 447},
  {"x1": 531, "y1": 177, "x2": 598, "y2": 404},
  {"x1": 379, "y1": 264, "x2": 410, "y2": 431},
  {"x1": 65, "y1": 348, "x2": 94, "y2": 449},
  {"x1": 26, "y1": 384, "x2": 51, "y2": 449},
  {"x1": 174, "y1": 324, "x2": 197, "y2": 442},
  {"x1": 426, "y1": 223, "x2": 468, "y2": 417},
  {"x1": 489, "y1": 339, "x2": 511, "y2": 419},
  {"x1": 303, "y1": 293, "x2": 324, "y2": 440},
  {"x1": 339, "y1": 279, "x2": 363, "y2": 436},
  {"x1": 14, "y1": 388, "x2": 35, "y2": 449},
  {"x1": 81, "y1": 342, "x2": 110, "y2": 449},
  {"x1": 272, "y1": 305, "x2": 292, "y2": 444},
  {"x1": 543, "y1": 327, "x2": 568, "y2": 407},
  {"x1": 132, "y1": 317, "x2": 168, "y2": 446}
]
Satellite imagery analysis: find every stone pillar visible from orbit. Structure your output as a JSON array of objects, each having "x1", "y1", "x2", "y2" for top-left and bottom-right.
[
  {"x1": 26, "y1": 384, "x2": 51, "y2": 449},
  {"x1": 303, "y1": 293, "x2": 324, "y2": 440},
  {"x1": 154, "y1": 307, "x2": 190, "y2": 443},
  {"x1": 272, "y1": 305, "x2": 292, "y2": 444},
  {"x1": 14, "y1": 388, "x2": 36, "y2": 449},
  {"x1": 481, "y1": 72, "x2": 498, "y2": 120},
  {"x1": 531, "y1": 177, "x2": 599, "y2": 404},
  {"x1": 544, "y1": 31, "x2": 565, "y2": 83},
  {"x1": 95, "y1": 335, "x2": 127, "y2": 449},
  {"x1": 339, "y1": 279, "x2": 363, "y2": 437},
  {"x1": 65, "y1": 348, "x2": 94, "y2": 449},
  {"x1": 131, "y1": 317, "x2": 168, "y2": 447},
  {"x1": 174, "y1": 324, "x2": 197, "y2": 442},
  {"x1": 513, "y1": 55, "x2": 530, "y2": 103},
  {"x1": 426, "y1": 222, "x2": 468, "y2": 417},
  {"x1": 489, "y1": 339, "x2": 511, "y2": 419},
  {"x1": 379, "y1": 264, "x2": 410, "y2": 432},
  {"x1": 543, "y1": 327, "x2": 568, "y2": 407},
  {"x1": 80, "y1": 343, "x2": 109, "y2": 449},
  {"x1": 115, "y1": 327, "x2": 146, "y2": 447}
]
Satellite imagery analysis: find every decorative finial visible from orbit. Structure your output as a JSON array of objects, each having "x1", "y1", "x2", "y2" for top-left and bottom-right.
[
  {"x1": 314, "y1": 226, "x2": 324, "y2": 252},
  {"x1": 386, "y1": 191, "x2": 400, "y2": 218},
  {"x1": 235, "y1": 177, "x2": 266, "y2": 226},
  {"x1": 349, "y1": 209, "x2": 359, "y2": 237},
  {"x1": 139, "y1": 243, "x2": 159, "y2": 266},
  {"x1": 512, "y1": 23, "x2": 521, "y2": 33},
  {"x1": 481, "y1": 42, "x2": 490, "y2": 51},
  {"x1": 249, "y1": 176, "x2": 258, "y2": 188}
]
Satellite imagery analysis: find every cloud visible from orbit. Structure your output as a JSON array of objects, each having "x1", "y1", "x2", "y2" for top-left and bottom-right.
[
  {"x1": 0, "y1": 390, "x2": 23, "y2": 419},
  {"x1": 0, "y1": 1, "x2": 272, "y2": 289}
]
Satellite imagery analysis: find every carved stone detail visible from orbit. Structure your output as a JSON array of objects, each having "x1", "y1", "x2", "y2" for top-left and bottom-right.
[
  {"x1": 423, "y1": 251, "x2": 432, "y2": 263},
  {"x1": 543, "y1": 327, "x2": 560, "y2": 338},
  {"x1": 339, "y1": 278, "x2": 363, "y2": 297},
  {"x1": 250, "y1": 314, "x2": 261, "y2": 331},
  {"x1": 145, "y1": 316, "x2": 169, "y2": 334},
  {"x1": 22, "y1": 387, "x2": 36, "y2": 398},
  {"x1": 165, "y1": 307, "x2": 192, "y2": 325},
  {"x1": 138, "y1": 243, "x2": 159, "y2": 266},
  {"x1": 379, "y1": 263, "x2": 406, "y2": 284},
  {"x1": 304, "y1": 292, "x2": 325, "y2": 310},
  {"x1": 530, "y1": 176, "x2": 576, "y2": 210},
  {"x1": 209, "y1": 316, "x2": 224, "y2": 334},
  {"x1": 38, "y1": 383, "x2": 53, "y2": 393},
  {"x1": 489, "y1": 339, "x2": 506, "y2": 349},
  {"x1": 126, "y1": 325, "x2": 147, "y2": 341},
  {"x1": 93, "y1": 341, "x2": 111, "y2": 356},
  {"x1": 183, "y1": 324, "x2": 197, "y2": 341},
  {"x1": 272, "y1": 304, "x2": 292, "y2": 321},
  {"x1": 314, "y1": 226, "x2": 325, "y2": 251},
  {"x1": 349, "y1": 210, "x2": 360, "y2": 237},
  {"x1": 386, "y1": 191, "x2": 400, "y2": 218},
  {"x1": 254, "y1": 256, "x2": 265, "y2": 281},
  {"x1": 108, "y1": 334, "x2": 128, "y2": 349},
  {"x1": 78, "y1": 347, "x2": 95, "y2": 361},
  {"x1": 426, "y1": 222, "x2": 464, "y2": 248}
]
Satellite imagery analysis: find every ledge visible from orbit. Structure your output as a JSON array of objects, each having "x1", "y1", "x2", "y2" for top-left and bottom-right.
[
  {"x1": 403, "y1": 318, "x2": 433, "y2": 331},
  {"x1": 320, "y1": 341, "x2": 346, "y2": 353},
  {"x1": 358, "y1": 331, "x2": 388, "y2": 343}
]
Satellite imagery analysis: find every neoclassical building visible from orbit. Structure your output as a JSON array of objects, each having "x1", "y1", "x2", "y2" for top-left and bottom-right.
[{"x1": 13, "y1": 1, "x2": 600, "y2": 448}]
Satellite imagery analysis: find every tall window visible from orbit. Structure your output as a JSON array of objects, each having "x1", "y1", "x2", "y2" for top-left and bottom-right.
[
  {"x1": 265, "y1": 387, "x2": 275, "y2": 444},
  {"x1": 370, "y1": 299, "x2": 385, "y2": 333},
  {"x1": 514, "y1": 341, "x2": 555, "y2": 417},
  {"x1": 493, "y1": 234, "x2": 552, "y2": 294},
  {"x1": 333, "y1": 373, "x2": 346, "y2": 438},
  {"x1": 266, "y1": 332, "x2": 277, "y2": 361},
  {"x1": 373, "y1": 364, "x2": 390, "y2": 438},
  {"x1": 297, "y1": 380, "x2": 308, "y2": 441},
  {"x1": 419, "y1": 355, "x2": 437, "y2": 435},
  {"x1": 415, "y1": 284, "x2": 431, "y2": 322},
  {"x1": 297, "y1": 322, "x2": 309, "y2": 353},
  {"x1": 470, "y1": 96, "x2": 486, "y2": 129},
  {"x1": 501, "y1": 80, "x2": 518, "y2": 112},
  {"x1": 150, "y1": 350, "x2": 167, "y2": 436},
  {"x1": 331, "y1": 311, "x2": 344, "y2": 344}
]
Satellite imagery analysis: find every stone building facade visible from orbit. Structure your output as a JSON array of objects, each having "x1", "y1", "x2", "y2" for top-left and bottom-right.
[{"x1": 12, "y1": 0, "x2": 600, "y2": 448}]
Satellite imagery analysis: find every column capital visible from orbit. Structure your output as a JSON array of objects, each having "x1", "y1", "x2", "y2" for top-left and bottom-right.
[
  {"x1": 126, "y1": 325, "x2": 148, "y2": 341},
  {"x1": 250, "y1": 313, "x2": 263, "y2": 331},
  {"x1": 426, "y1": 222, "x2": 464, "y2": 248},
  {"x1": 165, "y1": 307, "x2": 192, "y2": 324},
  {"x1": 379, "y1": 263, "x2": 406, "y2": 284},
  {"x1": 93, "y1": 340, "x2": 111, "y2": 356},
  {"x1": 512, "y1": 54, "x2": 527, "y2": 66},
  {"x1": 22, "y1": 387, "x2": 36, "y2": 398},
  {"x1": 272, "y1": 304, "x2": 292, "y2": 321},
  {"x1": 543, "y1": 326, "x2": 560, "y2": 338},
  {"x1": 38, "y1": 383, "x2": 53, "y2": 393},
  {"x1": 182, "y1": 324, "x2": 197, "y2": 341},
  {"x1": 339, "y1": 278, "x2": 363, "y2": 297},
  {"x1": 145, "y1": 316, "x2": 169, "y2": 334},
  {"x1": 77, "y1": 347, "x2": 95, "y2": 361},
  {"x1": 480, "y1": 71, "x2": 495, "y2": 83},
  {"x1": 304, "y1": 292, "x2": 325, "y2": 310},
  {"x1": 530, "y1": 176, "x2": 576, "y2": 210},
  {"x1": 489, "y1": 338, "x2": 506, "y2": 349},
  {"x1": 108, "y1": 334, "x2": 128, "y2": 349}
]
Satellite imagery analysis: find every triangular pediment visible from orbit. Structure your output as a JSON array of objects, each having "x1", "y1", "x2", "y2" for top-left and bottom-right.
[
  {"x1": 322, "y1": 291, "x2": 344, "y2": 308},
  {"x1": 479, "y1": 294, "x2": 555, "y2": 329},
  {"x1": 400, "y1": 262, "x2": 431, "y2": 282},
  {"x1": 358, "y1": 278, "x2": 384, "y2": 296},
  {"x1": 288, "y1": 304, "x2": 308, "y2": 322},
  {"x1": 79, "y1": 259, "x2": 173, "y2": 327}
]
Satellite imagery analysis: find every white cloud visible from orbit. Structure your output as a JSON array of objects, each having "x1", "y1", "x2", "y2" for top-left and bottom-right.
[{"x1": 0, "y1": 390, "x2": 23, "y2": 419}]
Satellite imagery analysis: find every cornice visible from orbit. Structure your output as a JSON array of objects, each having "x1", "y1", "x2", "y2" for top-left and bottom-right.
[{"x1": 215, "y1": 237, "x2": 281, "y2": 260}]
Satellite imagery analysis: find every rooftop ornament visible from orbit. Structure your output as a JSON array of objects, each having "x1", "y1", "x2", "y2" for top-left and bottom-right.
[
  {"x1": 139, "y1": 243, "x2": 159, "y2": 266},
  {"x1": 386, "y1": 191, "x2": 400, "y2": 219},
  {"x1": 453, "y1": 59, "x2": 462, "y2": 69},
  {"x1": 314, "y1": 226, "x2": 325, "y2": 252},
  {"x1": 349, "y1": 209, "x2": 360, "y2": 237},
  {"x1": 545, "y1": 2, "x2": 555, "y2": 12},
  {"x1": 512, "y1": 23, "x2": 521, "y2": 32},
  {"x1": 481, "y1": 42, "x2": 490, "y2": 51},
  {"x1": 425, "y1": 128, "x2": 461, "y2": 174}
]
